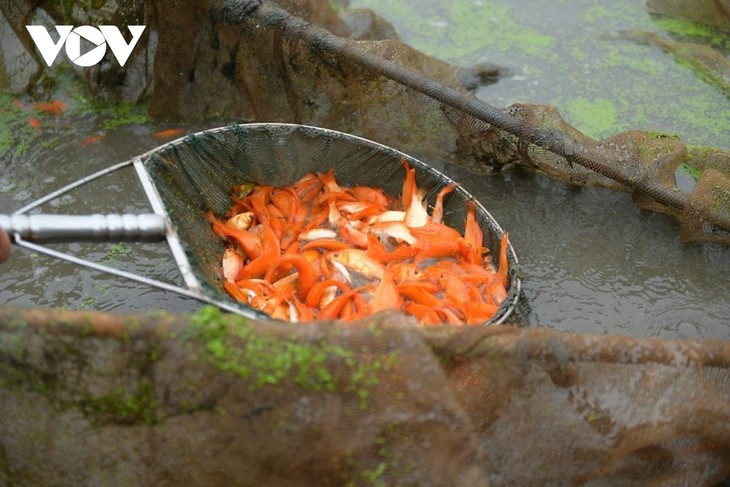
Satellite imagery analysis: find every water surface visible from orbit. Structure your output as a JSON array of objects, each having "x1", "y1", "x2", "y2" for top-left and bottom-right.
[
  {"x1": 0, "y1": 0, "x2": 728, "y2": 340},
  {"x1": 348, "y1": 0, "x2": 730, "y2": 339}
]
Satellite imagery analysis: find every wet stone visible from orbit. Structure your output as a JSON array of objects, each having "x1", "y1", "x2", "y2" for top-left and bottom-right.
[
  {"x1": 0, "y1": 9, "x2": 41, "y2": 93},
  {"x1": 340, "y1": 8, "x2": 400, "y2": 40},
  {"x1": 646, "y1": 0, "x2": 730, "y2": 30}
]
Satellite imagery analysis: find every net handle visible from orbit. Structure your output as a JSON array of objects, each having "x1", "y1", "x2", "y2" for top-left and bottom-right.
[{"x1": 0, "y1": 214, "x2": 167, "y2": 243}]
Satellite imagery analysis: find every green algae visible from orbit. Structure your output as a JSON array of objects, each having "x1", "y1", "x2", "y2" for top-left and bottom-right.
[
  {"x1": 619, "y1": 29, "x2": 730, "y2": 96},
  {"x1": 81, "y1": 378, "x2": 159, "y2": 425},
  {"x1": 190, "y1": 306, "x2": 397, "y2": 407},
  {"x1": 101, "y1": 242, "x2": 131, "y2": 263},
  {"x1": 361, "y1": 461, "x2": 388, "y2": 487},
  {"x1": 677, "y1": 162, "x2": 703, "y2": 180},
  {"x1": 582, "y1": 1, "x2": 639, "y2": 29},
  {"x1": 333, "y1": 440, "x2": 395, "y2": 487},
  {"x1": 349, "y1": 0, "x2": 554, "y2": 63},
  {"x1": 348, "y1": 0, "x2": 728, "y2": 149},
  {"x1": 98, "y1": 101, "x2": 150, "y2": 131},
  {"x1": 653, "y1": 17, "x2": 730, "y2": 52},
  {"x1": 192, "y1": 306, "x2": 342, "y2": 392},
  {"x1": 557, "y1": 40, "x2": 728, "y2": 143},
  {"x1": 562, "y1": 97, "x2": 617, "y2": 140},
  {"x1": 656, "y1": 17, "x2": 715, "y2": 39}
]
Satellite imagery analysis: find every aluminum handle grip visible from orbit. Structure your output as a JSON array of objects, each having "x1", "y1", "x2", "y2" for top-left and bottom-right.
[{"x1": 0, "y1": 214, "x2": 167, "y2": 242}]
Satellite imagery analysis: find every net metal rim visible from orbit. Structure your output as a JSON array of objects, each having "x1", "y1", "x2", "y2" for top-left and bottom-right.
[{"x1": 142, "y1": 122, "x2": 522, "y2": 326}]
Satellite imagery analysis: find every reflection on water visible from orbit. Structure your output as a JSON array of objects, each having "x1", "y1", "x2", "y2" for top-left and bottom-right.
[{"x1": 431, "y1": 160, "x2": 730, "y2": 339}]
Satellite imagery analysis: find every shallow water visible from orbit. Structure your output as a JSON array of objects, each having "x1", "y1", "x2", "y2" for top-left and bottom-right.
[
  {"x1": 351, "y1": 0, "x2": 730, "y2": 146},
  {"x1": 0, "y1": 0, "x2": 728, "y2": 339},
  {"x1": 0, "y1": 123, "x2": 211, "y2": 316},
  {"x1": 349, "y1": 0, "x2": 730, "y2": 339},
  {"x1": 434, "y1": 161, "x2": 730, "y2": 339}
]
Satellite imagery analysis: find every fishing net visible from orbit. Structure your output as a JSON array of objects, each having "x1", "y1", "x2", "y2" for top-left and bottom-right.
[
  {"x1": 1, "y1": 306, "x2": 730, "y2": 486},
  {"x1": 142, "y1": 123, "x2": 522, "y2": 324}
]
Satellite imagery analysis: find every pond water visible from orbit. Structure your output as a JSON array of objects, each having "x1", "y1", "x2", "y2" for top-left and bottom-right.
[
  {"x1": 0, "y1": 0, "x2": 728, "y2": 339},
  {"x1": 350, "y1": 0, "x2": 729, "y2": 146},
  {"x1": 350, "y1": 0, "x2": 730, "y2": 339}
]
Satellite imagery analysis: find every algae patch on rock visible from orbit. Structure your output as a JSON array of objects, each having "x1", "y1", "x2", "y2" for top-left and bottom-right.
[
  {"x1": 81, "y1": 377, "x2": 159, "y2": 425},
  {"x1": 189, "y1": 306, "x2": 398, "y2": 407}
]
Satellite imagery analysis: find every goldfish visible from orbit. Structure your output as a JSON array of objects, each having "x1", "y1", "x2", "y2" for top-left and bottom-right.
[
  {"x1": 80, "y1": 134, "x2": 106, "y2": 147},
  {"x1": 222, "y1": 248, "x2": 243, "y2": 283},
  {"x1": 33, "y1": 99, "x2": 66, "y2": 116},
  {"x1": 152, "y1": 128, "x2": 186, "y2": 140},
  {"x1": 371, "y1": 221, "x2": 417, "y2": 246},
  {"x1": 371, "y1": 265, "x2": 401, "y2": 312},
  {"x1": 327, "y1": 249, "x2": 385, "y2": 280},
  {"x1": 210, "y1": 161, "x2": 510, "y2": 325},
  {"x1": 227, "y1": 212, "x2": 255, "y2": 231},
  {"x1": 265, "y1": 254, "x2": 316, "y2": 299},
  {"x1": 432, "y1": 183, "x2": 458, "y2": 224}
]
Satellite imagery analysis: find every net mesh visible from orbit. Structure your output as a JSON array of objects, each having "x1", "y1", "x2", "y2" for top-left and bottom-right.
[{"x1": 143, "y1": 123, "x2": 522, "y2": 325}]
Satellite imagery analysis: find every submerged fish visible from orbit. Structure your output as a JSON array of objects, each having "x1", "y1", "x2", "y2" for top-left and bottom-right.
[
  {"x1": 80, "y1": 134, "x2": 106, "y2": 147},
  {"x1": 152, "y1": 128, "x2": 187, "y2": 140},
  {"x1": 33, "y1": 100, "x2": 66, "y2": 116}
]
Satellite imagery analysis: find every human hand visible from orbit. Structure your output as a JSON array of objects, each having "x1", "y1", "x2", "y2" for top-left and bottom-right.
[{"x1": 0, "y1": 229, "x2": 11, "y2": 263}]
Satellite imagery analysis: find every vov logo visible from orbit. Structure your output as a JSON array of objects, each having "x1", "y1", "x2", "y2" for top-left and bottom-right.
[{"x1": 25, "y1": 25, "x2": 146, "y2": 67}]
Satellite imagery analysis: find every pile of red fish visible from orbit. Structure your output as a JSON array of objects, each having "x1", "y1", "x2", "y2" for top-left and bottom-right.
[{"x1": 209, "y1": 160, "x2": 509, "y2": 325}]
